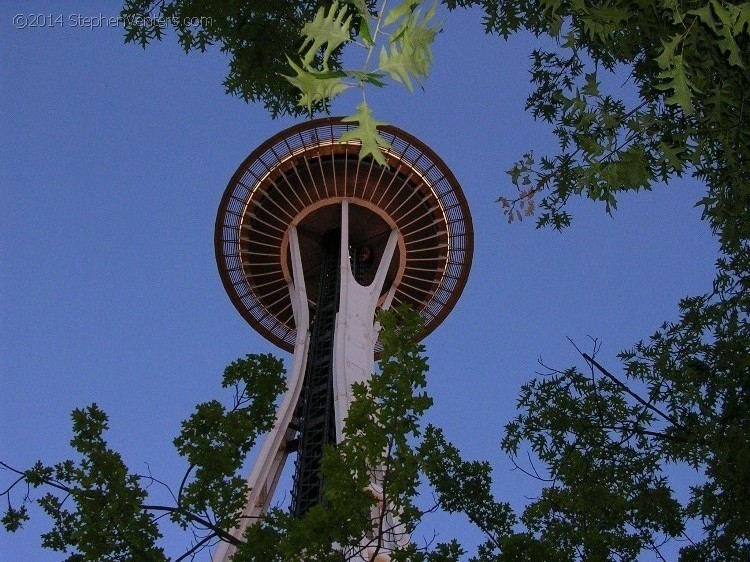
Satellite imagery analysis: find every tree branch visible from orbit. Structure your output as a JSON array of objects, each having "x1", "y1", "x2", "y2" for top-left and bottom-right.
[
  {"x1": 174, "y1": 533, "x2": 215, "y2": 562},
  {"x1": 580, "y1": 352, "x2": 685, "y2": 430},
  {"x1": 141, "y1": 504, "x2": 241, "y2": 546},
  {"x1": 176, "y1": 463, "x2": 195, "y2": 509}
]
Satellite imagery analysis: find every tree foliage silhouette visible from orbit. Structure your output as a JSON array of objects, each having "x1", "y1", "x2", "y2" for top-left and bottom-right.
[{"x1": 2, "y1": 0, "x2": 748, "y2": 559}]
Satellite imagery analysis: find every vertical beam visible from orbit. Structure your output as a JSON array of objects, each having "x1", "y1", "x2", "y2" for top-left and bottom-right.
[
  {"x1": 212, "y1": 227, "x2": 310, "y2": 562},
  {"x1": 332, "y1": 199, "x2": 398, "y2": 440},
  {"x1": 333, "y1": 200, "x2": 402, "y2": 560},
  {"x1": 290, "y1": 229, "x2": 340, "y2": 516}
]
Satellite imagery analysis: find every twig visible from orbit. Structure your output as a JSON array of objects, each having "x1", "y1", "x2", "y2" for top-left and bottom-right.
[
  {"x1": 142, "y1": 504, "x2": 241, "y2": 545},
  {"x1": 579, "y1": 352, "x2": 685, "y2": 430},
  {"x1": 174, "y1": 533, "x2": 215, "y2": 562}
]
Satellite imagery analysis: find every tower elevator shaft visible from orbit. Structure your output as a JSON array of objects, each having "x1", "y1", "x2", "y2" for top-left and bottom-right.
[{"x1": 291, "y1": 231, "x2": 341, "y2": 517}]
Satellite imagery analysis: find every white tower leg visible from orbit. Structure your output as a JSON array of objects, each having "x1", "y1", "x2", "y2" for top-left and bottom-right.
[
  {"x1": 332, "y1": 199, "x2": 398, "y2": 441},
  {"x1": 212, "y1": 226, "x2": 310, "y2": 562},
  {"x1": 334, "y1": 199, "x2": 405, "y2": 561}
]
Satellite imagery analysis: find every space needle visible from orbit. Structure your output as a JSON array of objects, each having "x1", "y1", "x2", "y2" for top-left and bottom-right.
[{"x1": 213, "y1": 118, "x2": 472, "y2": 560}]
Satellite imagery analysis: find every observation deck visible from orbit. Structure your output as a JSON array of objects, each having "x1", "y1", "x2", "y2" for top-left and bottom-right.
[{"x1": 215, "y1": 117, "x2": 473, "y2": 351}]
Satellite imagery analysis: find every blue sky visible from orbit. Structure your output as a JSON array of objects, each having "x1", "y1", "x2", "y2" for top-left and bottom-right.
[{"x1": 1, "y1": 1, "x2": 719, "y2": 559}]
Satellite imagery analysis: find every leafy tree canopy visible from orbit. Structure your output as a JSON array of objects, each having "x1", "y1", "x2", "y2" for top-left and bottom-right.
[
  {"x1": 121, "y1": 0, "x2": 374, "y2": 117},
  {"x1": 122, "y1": 0, "x2": 749, "y2": 250},
  {"x1": 2, "y1": 308, "x2": 512, "y2": 561},
  {"x1": 454, "y1": 0, "x2": 750, "y2": 252},
  {"x1": 3, "y1": 0, "x2": 748, "y2": 560}
]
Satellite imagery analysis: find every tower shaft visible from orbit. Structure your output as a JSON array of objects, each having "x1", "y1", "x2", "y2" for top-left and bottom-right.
[
  {"x1": 291, "y1": 232, "x2": 340, "y2": 516},
  {"x1": 213, "y1": 117, "x2": 473, "y2": 562},
  {"x1": 213, "y1": 201, "x2": 399, "y2": 561}
]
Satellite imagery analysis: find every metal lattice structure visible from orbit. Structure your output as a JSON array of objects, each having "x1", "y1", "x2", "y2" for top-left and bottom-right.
[
  {"x1": 290, "y1": 231, "x2": 339, "y2": 517},
  {"x1": 215, "y1": 118, "x2": 473, "y2": 353}
]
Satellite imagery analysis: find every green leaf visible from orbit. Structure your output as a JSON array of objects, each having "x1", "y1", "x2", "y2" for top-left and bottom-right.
[
  {"x1": 348, "y1": 0, "x2": 374, "y2": 46},
  {"x1": 359, "y1": 17, "x2": 374, "y2": 47},
  {"x1": 718, "y1": 32, "x2": 745, "y2": 68},
  {"x1": 658, "y1": 142, "x2": 686, "y2": 172},
  {"x1": 655, "y1": 54, "x2": 698, "y2": 114},
  {"x1": 348, "y1": 0, "x2": 370, "y2": 18},
  {"x1": 655, "y1": 34, "x2": 683, "y2": 71},
  {"x1": 299, "y1": 1, "x2": 353, "y2": 68},
  {"x1": 581, "y1": 72, "x2": 599, "y2": 96},
  {"x1": 282, "y1": 57, "x2": 350, "y2": 114},
  {"x1": 689, "y1": 0, "x2": 747, "y2": 68},
  {"x1": 347, "y1": 69, "x2": 388, "y2": 87},
  {"x1": 1, "y1": 505, "x2": 29, "y2": 532},
  {"x1": 729, "y1": 2, "x2": 750, "y2": 35},
  {"x1": 379, "y1": 44, "x2": 416, "y2": 91},
  {"x1": 384, "y1": 1, "x2": 421, "y2": 26},
  {"x1": 379, "y1": 1, "x2": 439, "y2": 91},
  {"x1": 340, "y1": 102, "x2": 392, "y2": 166}
]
